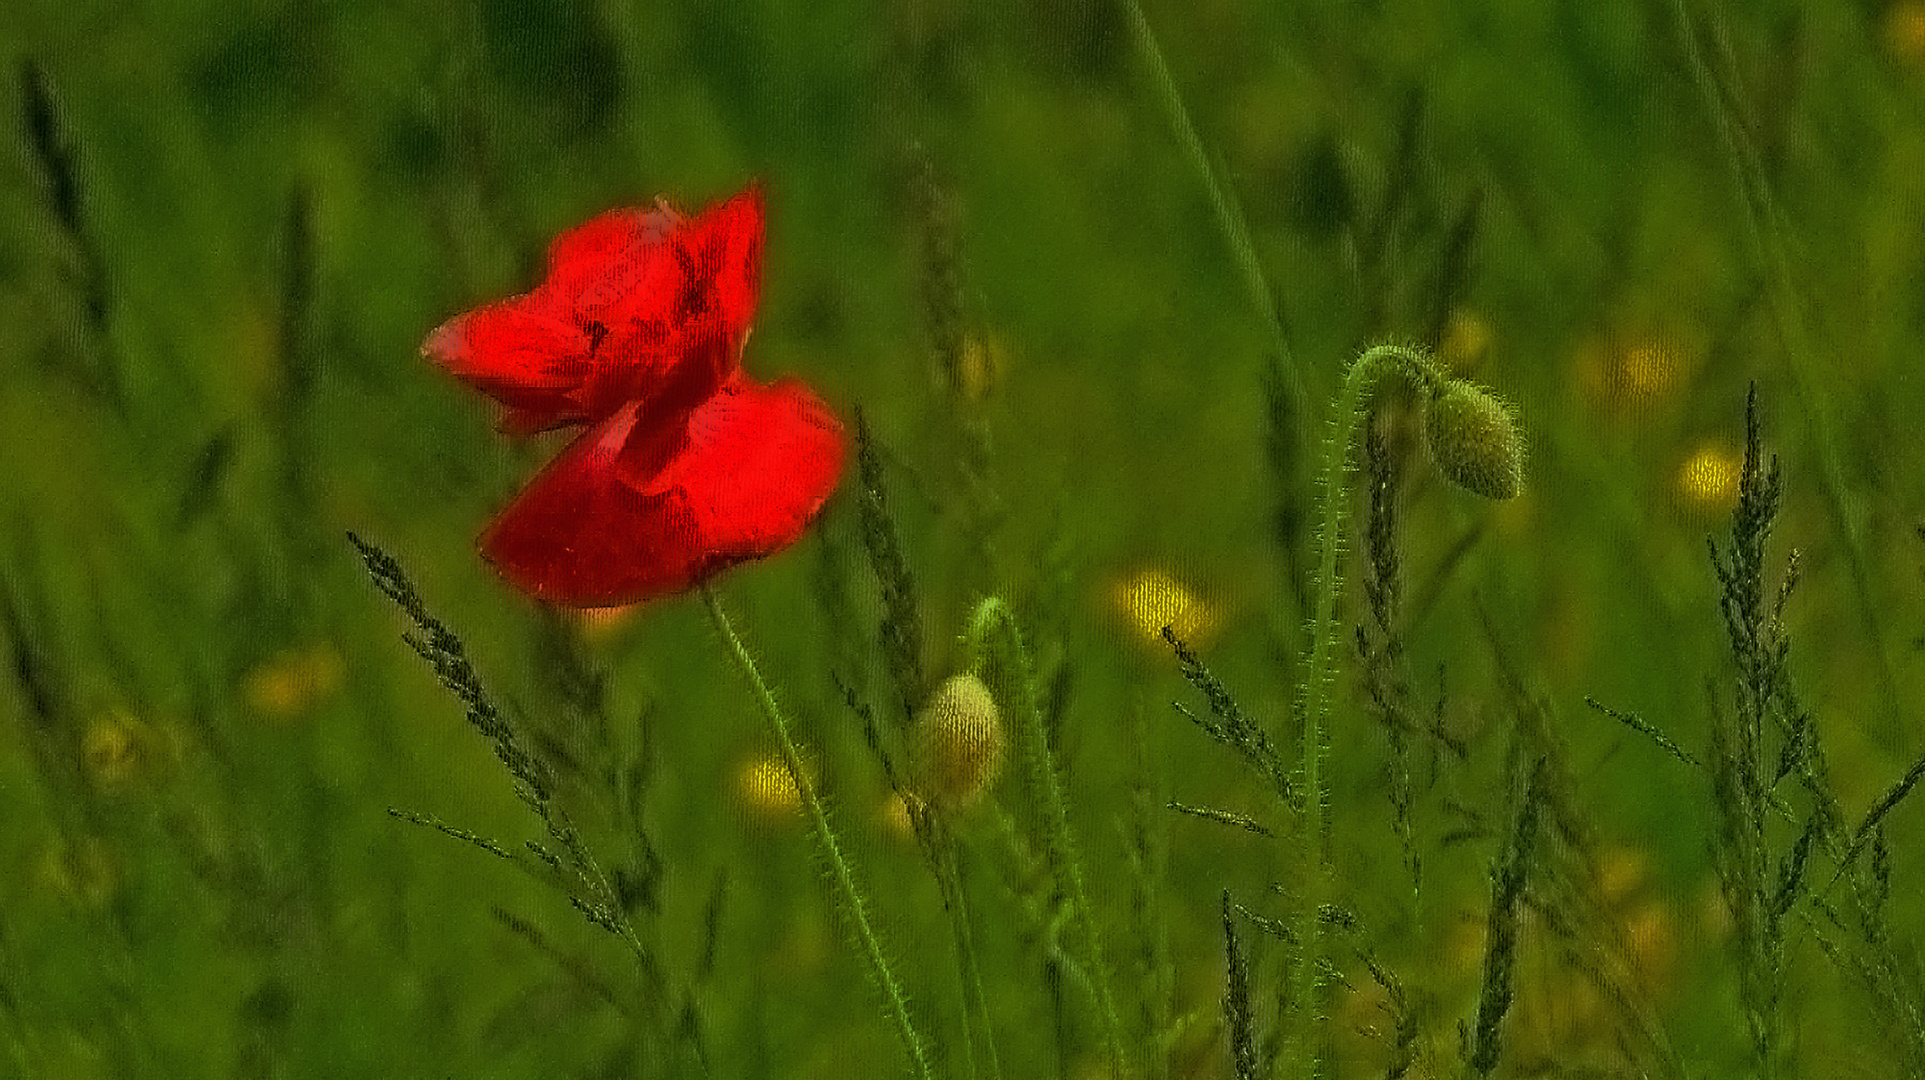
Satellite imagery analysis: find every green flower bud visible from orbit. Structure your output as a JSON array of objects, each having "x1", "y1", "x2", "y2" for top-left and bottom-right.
[
  {"x1": 914, "y1": 674, "x2": 1004, "y2": 809},
  {"x1": 1425, "y1": 379, "x2": 1525, "y2": 500}
]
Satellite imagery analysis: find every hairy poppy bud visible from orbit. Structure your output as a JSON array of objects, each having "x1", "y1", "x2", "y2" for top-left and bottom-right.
[
  {"x1": 914, "y1": 674, "x2": 1004, "y2": 808},
  {"x1": 1425, "y1": 379, "x2": 1524, "y2": 500}
]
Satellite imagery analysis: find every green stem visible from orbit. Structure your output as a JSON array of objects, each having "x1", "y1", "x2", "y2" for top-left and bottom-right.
[
  {"x1": 1295, "y1": 343, "x2": 1442, "y2": 1077},
  {"x1": 1121, "y1": 0, "x2": 1305, "y2": 433},
  {"x1": 938, "y1": 831, "x2": 1002, "y2": 1080},
  {"x1": 701, "y1": 584, "x2": 932, "y2": 1080},
  {"x1": 966, "y1": 597, "x2": 1127, "y2": 1079}
]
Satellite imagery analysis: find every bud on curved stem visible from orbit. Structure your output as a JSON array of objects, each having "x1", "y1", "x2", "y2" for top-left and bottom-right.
[
  {"x1": 1426, "y1": 378, "x2": 1525, "y2": 500},
  {"x1": 1290, "y1": 344, "x2": 1524, "y2": 1079}
]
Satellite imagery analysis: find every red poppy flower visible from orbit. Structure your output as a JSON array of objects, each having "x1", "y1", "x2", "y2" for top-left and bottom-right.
[{"x1": 422, "y1": 186, "x2": 845, "y2": 606}]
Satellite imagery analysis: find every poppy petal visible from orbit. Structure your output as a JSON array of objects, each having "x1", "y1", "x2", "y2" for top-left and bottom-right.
[
  {"x1": 629, "y1": 373, "x2": 845, "y2": 563},
  {"x1": 675, "y1": 186, "x2": 763, "y2": 344},
  {"x1": 424, "y1": 194, "x2": 759, "y2": 434},
  {"x1": 445, "y1": 184, "x2": 839, "y2": 607},
  {"x1": 581, "y1": 189, "x2": 761, "y2": 414},
  {"x1": 479, "y1": 402, "x2": 704, "y2": 605},
  {"x1": 421, "y1": 304, "x2": 593, "y2": 432},
  {"x1": 539, "y1": 204, "x2": 680, "y2": 306},
  {"x1": 479, "y1": 373, "x2": 845, "y2": 607}
]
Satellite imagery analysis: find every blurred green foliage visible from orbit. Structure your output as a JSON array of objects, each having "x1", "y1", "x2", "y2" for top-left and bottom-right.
[{"x1": 4, "y1": 0, "x2": 1925, "y2": 1077}]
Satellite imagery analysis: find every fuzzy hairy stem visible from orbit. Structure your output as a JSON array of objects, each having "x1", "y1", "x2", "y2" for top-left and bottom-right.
[
  {"x1": 1294, "y1": 343, "x2": 1445, "y2": 1077},
  {"x1": 966, "y1": 596, "x2": 1127, "y2": 1078},
  {"x1": 701, "y1": 585, "x2": 932, "y2": 1080}
]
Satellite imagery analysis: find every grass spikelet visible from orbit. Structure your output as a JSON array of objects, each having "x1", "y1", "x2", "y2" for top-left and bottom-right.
[
  {"x1": 348, "y1": 533, "x2": 649, "y2": 968},
  {"x1": 915, "y1": 153, "x2": 968, "y2": 409},
  {"x1": 1167, "y1": 801, "x2": 1273, "y2": 839},
  {"x1": 1358, "y1": 424, "x2": 1419, "y2": 894},
  {"x1": 1127, "y1": 697, "x2": 1173, "y2": 1080},
  {"x1": 386, "y1": 807, "x2": 517, "y2": 863},
  {"x1": 1701, "y1": 389, "x2": 1804, "y2": 1079},
  {"x1": 20, "y1": 60, "x2": 107, "y2": 330},
  {"x1": 348, "y1": 533, "x2": 551, "y2": 808},
  {"x1": 1164, "y1": 626, "x2": 1289, "y2": 801},
  {"x1": 1466, "y1": 758, "x2": 1545, "y2": 1077},
  {"x1": 1582, "y1": 696, "x2": 1703, "y2": 772},
  {"x1": 1222, "y1": 891, "x2": 1260, "y2": 1080},
  {"x1": 854, "y1": 408, "x2": 929, "y2": 728},
  {"x1": 492, "y1": 907, "x2": 629, "y2": 1016},
  {"x1": 1837, "y1": 754, "x2": 1925, "y2": 876}
]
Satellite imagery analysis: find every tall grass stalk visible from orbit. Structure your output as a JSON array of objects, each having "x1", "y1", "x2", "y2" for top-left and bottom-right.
[
  {"x1": 935, "y1": 831, "x2": 1002, "y2": 1080},
  {"x1": 1297, "y1": 344, "x2": 1522, "y2": 1077},
  {"x1": 1120, "y1": 0, "x2": 1304, "y2": 439}
]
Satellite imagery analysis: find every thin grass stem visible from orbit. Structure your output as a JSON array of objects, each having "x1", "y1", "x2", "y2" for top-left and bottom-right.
[{"x1": 1121, "y1": 0, "x2": 1303, "y2": 420}]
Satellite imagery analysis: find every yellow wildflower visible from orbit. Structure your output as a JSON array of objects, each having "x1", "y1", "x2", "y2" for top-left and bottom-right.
[
  {"x1": 1113, "y1": 567, "x2": 1217, "y2": 649},
  {"x1": 243, "y1": 644, "x2": 342, "y2": 720}
]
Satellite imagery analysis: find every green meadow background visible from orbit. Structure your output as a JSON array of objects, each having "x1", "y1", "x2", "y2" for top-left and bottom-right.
[{"x1": 4, "y1": 0, "x2": 1925, "y2": 1076}]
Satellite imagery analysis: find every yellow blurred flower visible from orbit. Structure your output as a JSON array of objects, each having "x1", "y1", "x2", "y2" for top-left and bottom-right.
[
  {"x1": 877, "y1": 791, "x2": 919, "y2": 842},
  {"x1": 1575, "y1": 326, "x2": 1701, "y2": 420},
  {"x1": 734, "y1": 751, "x2": 815, "y2": 823},
  {"x1": 1595, "y1": 846, "x2": 1649, "y2": 903},
  {"x1": 1699, "y1": 875, "x2": 1734, "y2": 942},
  {"x1": 1618, "y1": 340, "x2": 1678, "y2": 401},
  {"x1": 243, "y1": 644, "x2": 342, "y2": 720},
  {"x1": 1676, "y1": 442, "x2": 1742, "y2": 514},
  {"x1": 1446, "y1": 908, "x2": 1487, "y2": 974},
  {"x1": 1112, "y1": 568, "x2": 1217, "y2": 649},
  {"x1": 1437, "y1": 309, "x2": 1492, "y2": 375},
  {"x1": 577, "y1": 603, "x2": 638, "y2": 641},
  {"x1": 956, "y1": 334, "x2": 1007, "y2": 404},
  {"x1": 1519, "y1": 972, "x2": 1606, "y2": 1056},
  {"x1": 1624, "y1": 899, "x2": 1676, "y2": 984},
  {"x1": 82, "y1": 709, "x2": 171, "y2": 789},
  {"x1": 1887, "y1": 2, "x2": 1925, "y2": 62}
]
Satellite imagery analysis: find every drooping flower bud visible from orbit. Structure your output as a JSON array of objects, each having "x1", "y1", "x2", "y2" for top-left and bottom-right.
[
  {"x1": 1425, "y1": 379, "x2": 1524, "y2": 500},
  {"x1": 914, "y1": 673, "x2": 1004, "y2": 809}
]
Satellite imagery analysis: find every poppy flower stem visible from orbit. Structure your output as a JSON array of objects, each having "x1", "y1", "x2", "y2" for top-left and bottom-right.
[
  {"x1": 700, "y1": 583, "x2": 933, "y2": 1080},
  {"x1": 1290, "y1": 344, "x2": 1446, "y2": 1075}
]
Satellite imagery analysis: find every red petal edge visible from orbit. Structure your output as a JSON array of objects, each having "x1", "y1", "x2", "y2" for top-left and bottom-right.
[
  {"x1": 479, "y1": 373, "x2": 845, "y2": 607},
  {"x1": 421, "y1": 190, "x2": 764, "y2": 435}
]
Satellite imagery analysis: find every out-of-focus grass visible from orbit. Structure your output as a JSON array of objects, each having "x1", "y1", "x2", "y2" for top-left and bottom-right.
[{"x1": 2, "y1": 0, "x2": 1924, "y2": 1077}]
